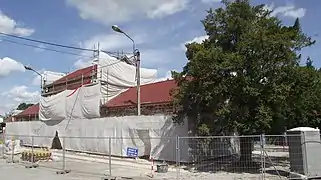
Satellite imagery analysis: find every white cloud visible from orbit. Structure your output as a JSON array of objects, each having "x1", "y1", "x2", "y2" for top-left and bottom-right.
[
  {"x1": 0, "y1": 103, "x2": 16, "y2": 116},
  {"x1": 282, "y1": 8, "x2": 306, "y2": 18},
  {"x1": 74, "y1": 59, "x2": 92, "y2": 69},
  {"x1": 156, "y1": 69, "x2": 175, "y2": 82},
  {"x1": 147, "y1": 0, "x2": 188, "y2": 19},
  {"x1": 201, "y1": 0, "x2": 221, "y2": 4},
  {"x1": 32, "y1": 75, "x2": 41, "y2": 86},
  {"x1": 264, "y1": 3, "x2": 306, "y2": 18},
  {"x1": 181, "y1": 35, "x2": 209, "y2": 50},
  {"x1": 83, "y1": 33, "x2": 144, "y2": 52},
  {"x1": 186, "y1": 35, "x2": 209, "y2": 44},
  {"x1": 31, "y1": 70, "x2": 66, "y2": 86},
  {"x1": 141, "y1": 49, "x2": 170, "y2": 66},
  {"x1": 0, "y1": 11, "x2": 34, "y2": 36},
  {"x1": 74, "y1": 31, "x2": 145, "y2": 68},
  {"x1": 0, "y1": 85, "x2": 39, "y2": 115},
  {"x1": 2, "y1": 85, "x2": 39, "y2": 103},
  {"x1": 34, "y1": 44, "x2": 46, "y2": 52},
  {"x1": 74, "y1": 47, "x2": 172, "y2": 69},
  {"x1": 0, "y1": 57, "x2": 25, "y2": 77},
  {"x1": 66, "y1": 0, "x2": 189, "y2": 25}
]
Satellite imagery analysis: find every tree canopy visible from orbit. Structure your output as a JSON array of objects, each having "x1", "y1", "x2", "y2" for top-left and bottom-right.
[
  {"x1": 173, "y1": 0, "x2": 319, "y2": 136},
  {"x1": 16, "y1": 103, "x2": 34, "y2": 111}
]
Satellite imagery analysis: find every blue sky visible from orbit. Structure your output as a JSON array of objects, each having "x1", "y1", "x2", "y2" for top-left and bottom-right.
[{"x1": 0, "y1": 0, "x2": 320, "y2": 115}]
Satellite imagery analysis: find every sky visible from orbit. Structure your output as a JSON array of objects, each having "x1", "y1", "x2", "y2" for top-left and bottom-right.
[{"x1": 0, "y1": 0, "x2": 320, "y2": 115}]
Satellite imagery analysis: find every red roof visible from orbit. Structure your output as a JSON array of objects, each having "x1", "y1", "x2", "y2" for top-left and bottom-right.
[
  {"x1": 52, "y1": 65, "x2": 97, "y2": 85},
  {"x1": 105, "y1": 79, "x2": 177, "y2": 108},
  {"x1": 15, "y1": 104, "x2": 39, "y2": 117},
  {"x1": 17, "y1": 79, "x2": 177, "y2": 116}
]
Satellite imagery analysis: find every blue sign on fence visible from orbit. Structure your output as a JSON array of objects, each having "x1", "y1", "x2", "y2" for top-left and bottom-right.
[{"x1": 126, "y1": 147, "x2": 138, "y2": 157}]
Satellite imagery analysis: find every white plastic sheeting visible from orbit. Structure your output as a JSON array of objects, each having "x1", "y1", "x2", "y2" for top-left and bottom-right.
[
  {"x1": 43, "y1": 71, "x2": 66, "y2": 85},
  {"x1": 39, "y1": 83, "x2": 101, "y2": 121},
  {"x1": 5, "y1": 115, "x2": 189, "y2": 162},
  {"x1": 4, "y1": 115, "x2": 240, "y2": 162},
  {"x1": 38, "y1": 53, "x2": 157, "y2": 120},
  {"x1": 4, "y1": 139, "x2": 24, "y2": 155},
  {"x1": 98, "y1": 53, "x2": 157, "y2": 103}
]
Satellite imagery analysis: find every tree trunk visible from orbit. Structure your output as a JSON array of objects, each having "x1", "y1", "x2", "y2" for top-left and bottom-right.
[{"x1": 239, "y1": 136, "x2": 253, "y2": 165}]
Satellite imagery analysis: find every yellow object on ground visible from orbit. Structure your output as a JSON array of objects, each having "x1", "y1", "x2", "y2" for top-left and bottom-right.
[{"x1": 21, "y1": 148, "x2": 52, "y2": 162}]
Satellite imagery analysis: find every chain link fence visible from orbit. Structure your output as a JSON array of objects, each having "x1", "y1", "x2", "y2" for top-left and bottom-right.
[{"x1": 1, "y1": 133, "x2": 320, "y2": 179}]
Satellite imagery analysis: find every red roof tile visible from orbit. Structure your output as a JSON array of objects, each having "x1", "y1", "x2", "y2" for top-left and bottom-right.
[
  {"x1": 15, "y1": 104, "x2": 39, "y2": 117},
  {"x1": 17, "y1": 79, "x2": 177, "y2": 116},
  {"x1": 52, "y1": 65, "x2": 97, "y2": 85},
  {"x1": 105, "y1": 79, "x2": 177, "y2": 108}
]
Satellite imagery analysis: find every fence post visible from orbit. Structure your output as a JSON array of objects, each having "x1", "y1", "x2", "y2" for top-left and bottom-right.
[
  {"x1": 176, "y1": 136, "x2": 180, "y2": 180},
  {"x1": 260, "y1": 134, "x2": 266, "y2": 180},
  {"x1": 10, "y1": 136, "x2": 15, "y2": 163},
  {"x1": 25, "y1": 135, "x2": 38, "y2": 168},
  {"x1": 283, "y1": 132, "x2": 287, "y2": 152},
  {"x1": 56, "y1": 136, "x2": 70, "y2": 174},
  {"x1": 31, "y1": 136, "x2": 34, "y2": 165},
  {"x1": 11, "y1": 136, "x2": 15, "y2": 162},
  {"x1": 1, "y1": 131, "x2": 5, "y2": 159},
  {"x1": 109, "y1": 137, "x2": 112, "y2": 177},
  {"x1": 62, "y1": 136, "x2": 66, "y2": 172},
  {"x1": 7, "y1": 136, "x2": 18, "y2": 163}
]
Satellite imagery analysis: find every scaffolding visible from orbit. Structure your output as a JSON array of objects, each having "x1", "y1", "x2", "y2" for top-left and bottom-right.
[{"x1": 41, "y1": 49, "x2": 129, "y2": 97}]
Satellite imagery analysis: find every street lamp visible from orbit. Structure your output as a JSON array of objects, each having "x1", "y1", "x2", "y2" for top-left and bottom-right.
[
  {"x1": 112, "y1": 25, "x2": 141, "y2": 116},
  {"x1": 24, "y1": 65, "x2": 44, "y2": 94}
]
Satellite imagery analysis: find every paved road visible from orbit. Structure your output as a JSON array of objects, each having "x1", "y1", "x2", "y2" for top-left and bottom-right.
[
  {"x1": 0, "y1": 159, "x2": 102, "y2": 180},
  {"x1": 0, "y1": 159, "x2": 157, "y2": 180}
]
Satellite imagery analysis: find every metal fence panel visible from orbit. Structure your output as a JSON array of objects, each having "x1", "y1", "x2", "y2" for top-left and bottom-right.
[
  {"x1": 176, "y1": 135, "x2": 264, "y2": 180},
  {"x1": 2, "y1": 133, "x2": 321, "y2": 179}
]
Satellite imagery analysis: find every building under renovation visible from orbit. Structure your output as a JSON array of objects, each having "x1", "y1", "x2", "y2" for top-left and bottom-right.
[
  {"x1": 6, "y1": 53, "x2": 240, "y2": 163},
  {"x1": 13, "y1": 53, "x2": 176, "y2": 121}
]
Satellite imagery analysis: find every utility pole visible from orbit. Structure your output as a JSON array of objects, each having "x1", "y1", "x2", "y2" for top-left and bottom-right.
[
  {"x1": 112, "y1": 25, "x2": 141, "y2": 116},
  {"x1": 135, "y1": 49, "x2": 141, "y2": 116}
]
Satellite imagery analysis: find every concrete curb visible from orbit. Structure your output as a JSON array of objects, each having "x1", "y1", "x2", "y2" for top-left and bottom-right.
[
  {"x1": 51, "y1": 149, "x2": 151, "y2": 166},
  {"x1": 51, "y1": 152, "x2": 178, "y2": 173}
]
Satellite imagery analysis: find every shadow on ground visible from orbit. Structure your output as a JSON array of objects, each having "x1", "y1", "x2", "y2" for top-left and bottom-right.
[{"x1": 180, "y1": 154, "x2": 290, "y2": 178}]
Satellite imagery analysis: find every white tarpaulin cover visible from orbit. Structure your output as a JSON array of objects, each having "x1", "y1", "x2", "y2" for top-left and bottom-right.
[
  {"x1": 39, "y1": 53, "x2": 157, "y2": 120},
  {"x1": 4, "y1": 115, "x2": 240, "y2": 162},
  {"x1": 98, "y1": 53, "x2": 157, "y2": 103},
  {"x1": 39, "y1": 83, "x2": 101, "y2": 121},
  {"x1": 5, "y1": 115, "x2": 190, "y2": 162}
]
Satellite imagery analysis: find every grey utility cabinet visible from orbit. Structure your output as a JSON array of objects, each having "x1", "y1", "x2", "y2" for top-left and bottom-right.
[{"x1": 287, "y1": 127, "x2": 321, "y2": 178}]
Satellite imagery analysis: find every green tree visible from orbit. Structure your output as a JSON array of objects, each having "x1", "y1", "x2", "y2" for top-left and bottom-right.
[
  {"x1": 16, "y1": 103, "x2": 34, "y2": 110},
  {"x1": 173, "y1": 0, "x2": 315, "y2": 164},
  {"x1": 268, "y1": 58, "x2": 321, "y2": 134},
  {"x1": 284, "y1": 59, "x2": 321, "y2": 130}
]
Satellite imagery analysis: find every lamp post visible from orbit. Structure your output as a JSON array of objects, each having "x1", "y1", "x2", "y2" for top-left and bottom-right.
[
  {"x1": 24, "y1": 65, "x2": 43, "y2": 94},
  {"x1": 112, "y1": 25, "x2": 141, "y2": 116}
]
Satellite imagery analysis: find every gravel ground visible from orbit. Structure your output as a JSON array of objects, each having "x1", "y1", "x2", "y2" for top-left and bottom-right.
[
  {"x1": 0, "y1": 159, "x2": 286, "y2": 180},
  {"x1": 0, "y1": 143, "x2": 290, "y2": 180},
  {"x1": 0, "y1": 154, "x2": 287, "y2": 179},
  {"x1": 0, "y1": 159, "x2": 103, "y2": 180}
]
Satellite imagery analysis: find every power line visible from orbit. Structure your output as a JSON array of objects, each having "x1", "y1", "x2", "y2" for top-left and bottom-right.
[
  {"x1": 0, "y1": 33, "x2": 138, "y2": 69},
  {"x1": 0, "y1": 38, "x2": 130, "y2": 59},
  {"x1": 1, "y1": 38, "x2": 93, "y2": 58},
  {"x1": 1, "y1": 37, "x2": 136, "y2": 72},
  {"x1": 0, "y1": 32, "x2": 94, "y2": 52},
  {"x1": 0, "y1": 32, "x2": 133, "y2": 55}
]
